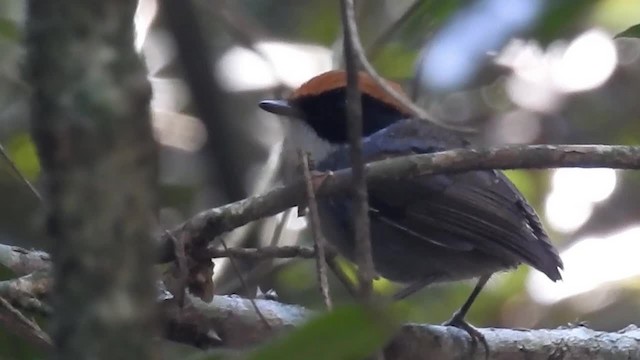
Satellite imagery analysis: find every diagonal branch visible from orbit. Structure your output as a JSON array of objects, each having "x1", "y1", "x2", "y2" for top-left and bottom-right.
[
  {"x1": 300, "y1": 151, "x2": 332, "y2": 310},
  {"x1": 158, "y1": 144, "x2": 640, "y2": 263},
  {"x1": 0, "y1": 296, "x2": 52, "y2": 351}
]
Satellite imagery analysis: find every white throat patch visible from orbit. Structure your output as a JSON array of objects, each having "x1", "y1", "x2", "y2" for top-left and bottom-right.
[{"x1": 278, "y1": 118, "x2": 336, "y2": 183}]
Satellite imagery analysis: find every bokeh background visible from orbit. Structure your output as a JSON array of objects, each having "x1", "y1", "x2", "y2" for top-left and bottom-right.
[{"x1": 1, "y1": 0, "x2": 640, "y2": 357}]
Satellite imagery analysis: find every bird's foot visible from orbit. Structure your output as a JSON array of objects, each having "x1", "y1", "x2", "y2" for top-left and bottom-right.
[{"x1": 443, "y1": 311, "x2": 489, "y2": 359}]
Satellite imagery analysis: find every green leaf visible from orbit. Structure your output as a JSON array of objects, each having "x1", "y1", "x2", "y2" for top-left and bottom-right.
[
  {"x1": 245, "y1": 305, "x2": 399, "y2": 360},
  {"x1": 532, "y1": 0, "x2": 599, "y2": 44},
  {"x1": 6, "y1": 133, "x2": 40, "y2": 180},
  {"x1": 615, "y1": 24, "x2": 640, "y2": 38}
]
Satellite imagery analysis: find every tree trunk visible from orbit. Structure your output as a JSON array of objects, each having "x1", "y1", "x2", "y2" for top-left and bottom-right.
[{"x1": 26, "y1": 1, "x2": 158, "y2": 358}]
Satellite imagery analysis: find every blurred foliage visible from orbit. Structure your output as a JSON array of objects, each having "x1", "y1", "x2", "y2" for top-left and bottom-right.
[
  {"x1": 371, "y1": 44, "x2": 417, "y2": 79},
  {"x1": 7, "y1": 133, "x2": 40, "y2": 180},
  {"x1": 531, "y1": 0, "x2": 599, "y2": 44},
  {"x1": 245, "y1": 305, "x2": 400, "y2": 360},
  {"x1": 298, "y1": 2, "x2": 341, "y2": 45}
]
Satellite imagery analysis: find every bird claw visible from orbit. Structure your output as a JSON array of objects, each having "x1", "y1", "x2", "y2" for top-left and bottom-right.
[{"x1": 443, "y1": 312, "x2": 489, "y2": 359}]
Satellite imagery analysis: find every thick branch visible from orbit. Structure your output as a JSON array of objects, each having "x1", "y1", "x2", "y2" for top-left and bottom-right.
[
  {"x1": 188, "y1": 295, "x2": 640, "y2": 359},
  {"x1": 159, "y1": 144, "x2": 640, "y2": 262},
  {"x1": 1, "y1": 261, "x2": 638, "y2": 359},
  {"x1": 0, "y1": 271, "x2": 52, "y2": 316},
  {"x1": 0, "y1": 244, "x2": 51, "y2": 276}
]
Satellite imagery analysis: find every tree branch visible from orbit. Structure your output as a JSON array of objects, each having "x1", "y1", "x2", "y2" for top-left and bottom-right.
[
  {"x1": 0, "y1": 296, "x2": 52, "y2": 351},
  {"x1": 0, "y1": 244, "x2": 51, "y2": 276},
  {"x1": 1, "y1": 248, "x2": 639, "y2": 359},
  {"x1": 340, "y1": 0, "x2": 376, "y2": 301},
  {"x1": 189, "y1": 294, "x2": 640, "y2": 359},
  {"x1": 158, "y1": 144, "x2": 640, "y2": 262},
  {"x1": 0, "y1": 271, "x2": 52, "y2": 316},
  {"x1": 207, "y1": 245, "x2": 316, "y2": 260}
]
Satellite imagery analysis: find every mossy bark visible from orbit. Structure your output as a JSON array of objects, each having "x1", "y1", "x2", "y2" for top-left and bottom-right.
[{"x1": 26, "y1": 1, "x2": 158, "y2": 358}]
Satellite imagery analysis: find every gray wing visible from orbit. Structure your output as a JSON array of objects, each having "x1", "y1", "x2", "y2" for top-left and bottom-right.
[
  {"x1": 318, "y1": 118, "x2": 563, "y2": 281},
  {"x1": 368, "y1": 169, "x2": 562, "y2": 281}
]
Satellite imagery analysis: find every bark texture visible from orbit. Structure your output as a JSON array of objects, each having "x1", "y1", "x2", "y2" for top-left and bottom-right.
[{"x1": 26, "y1": 1, "x2": 158, "y2": 358}]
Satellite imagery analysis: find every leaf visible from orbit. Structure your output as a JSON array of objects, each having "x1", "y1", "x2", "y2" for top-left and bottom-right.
[
  {"x1": 6, "y1": 133, "x2": 40, "y2": 180},
  {"x1": 245, "y1": 304, "x2": 400, "y2": 360},
  {"x1": 615, "y1": 24, "x2": 640, "y2": 38},
  {"x1": 531, "y1": 0, "x2": 599, "y2": 44}
]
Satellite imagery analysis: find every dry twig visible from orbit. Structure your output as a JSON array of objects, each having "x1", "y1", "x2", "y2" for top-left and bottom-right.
[
  {"x1": 219, "y1": 238, "x2": 272, "y2": 330},
  {"x1": 338, "y1": 0, "x2": 471, "y2": 132},
  {"x1": 0, "y1": 296, "x2": 52, "y2": 351},
  {"x1": 0, "y1": 141, "x2": 42, "y2": 202},
  {"x1": 340, "y1": 0, "x2": 376, "y2": 301},
  {"x1": 299, "y1": 151, "x2": 332, "y2": 310}
]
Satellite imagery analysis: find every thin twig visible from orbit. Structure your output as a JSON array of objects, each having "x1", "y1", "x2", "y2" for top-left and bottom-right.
[
  {"x1": 366, "y1": 0, "x2": 423, "y2": 60},
  {"x1": 214, "y1": 209, "x2": 294, "y2": 295},
  {"x1": 410, "y1": 48, "x2": 427, "y2": 101},
  {"x1": 340, "y1": 0, "x2": 376, "y2": 301},
  {"x1": 339, "y1": 0, "x2": 472, "y2": 132},
  {"x1": 270, "y1": 209, "x2": 292, "y2": 246},
  {"x1": 0, "y1": 142, "x2": 42, "y2": 202},
  {"x1": 208, "y1": 245, "x2": 314, "y2": 259},
  {"x1": 0, "y1": 296, "x2": 52, "y2": 351},
  {"x1": 166, "y1": 230, "x2": 188, "y2": 307},
  {"x1": 299, "y1": 151, "x2": 332, "y2": 310},
  {"x1": 219, "y1": 238, "x2": 272, "y2": 330}
]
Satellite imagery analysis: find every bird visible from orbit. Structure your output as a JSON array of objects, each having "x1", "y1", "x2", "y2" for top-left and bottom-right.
[{"x1": 258, "y1": 70, "x2": 563, "y2": 346}]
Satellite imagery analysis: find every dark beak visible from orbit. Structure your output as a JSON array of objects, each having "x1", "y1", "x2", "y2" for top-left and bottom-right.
[{"x1": 259, "y1": 100, "x2": 301, "y2": 118}]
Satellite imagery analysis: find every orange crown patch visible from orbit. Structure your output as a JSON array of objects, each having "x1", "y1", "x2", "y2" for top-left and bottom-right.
[{"x1": 290, "y1": 70, "x2": 411, "y2": 115}]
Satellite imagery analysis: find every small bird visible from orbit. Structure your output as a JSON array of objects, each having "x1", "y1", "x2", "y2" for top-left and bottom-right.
[{"x1": 259, "y1": 70, "x2": 563, "y2": 344}]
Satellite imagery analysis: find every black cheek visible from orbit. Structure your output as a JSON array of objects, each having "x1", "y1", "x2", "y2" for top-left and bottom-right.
[{"x1": 293, "y1": 89, "x2": 407, "y2": 143}]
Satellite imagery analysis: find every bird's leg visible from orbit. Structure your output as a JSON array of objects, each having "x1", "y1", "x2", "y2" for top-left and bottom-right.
[{"x1": 443, "y1": 274, "x2": 491, "y2": 358}]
